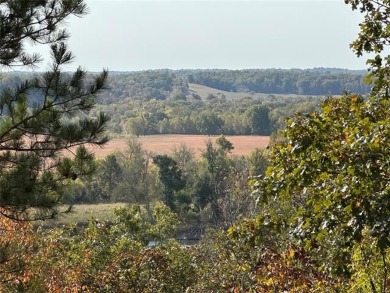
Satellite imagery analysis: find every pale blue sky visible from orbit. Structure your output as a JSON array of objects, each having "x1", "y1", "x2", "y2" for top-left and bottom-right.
[{"x1": 36, "y1": 0, "x2": 368, "y2": 71}]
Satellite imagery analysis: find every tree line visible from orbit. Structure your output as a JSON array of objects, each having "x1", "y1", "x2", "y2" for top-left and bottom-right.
[{"x1": 92, "y1": 94, "x2": 323, "y2": 137}]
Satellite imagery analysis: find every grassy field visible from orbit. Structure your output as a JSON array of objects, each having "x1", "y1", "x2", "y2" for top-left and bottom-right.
[
  {"x1": 188, "y1": 83, "x2": 310, "y2": 100},
  {"x1": 39, "y1": 203, "x2": 128, "y2": 227},
  {"x1": 86, "y1": 134, "x2": 270, "y2": 159}
]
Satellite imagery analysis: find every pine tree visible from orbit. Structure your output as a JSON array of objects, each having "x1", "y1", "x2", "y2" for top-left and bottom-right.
[{"x1": 0, "y1": 0, "x2": 109, "y2": 220}]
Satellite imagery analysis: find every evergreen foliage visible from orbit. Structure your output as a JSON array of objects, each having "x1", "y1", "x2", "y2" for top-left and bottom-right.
[
  {"x1": 0, "y1": 0, "x2": 87, "y2": 67},
  {"x1": 0, "y1": 0, "x2": 109, "y2": 220}
]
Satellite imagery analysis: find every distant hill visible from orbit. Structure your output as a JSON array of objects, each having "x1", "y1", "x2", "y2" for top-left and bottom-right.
[
  {"x1": 0, "y1": 68, "x2": 371, "y2": 104},
  {"x1": 184, "y1": 68, "x2": 370, "y2": 96},
  {"x1": 105, "y1": 68, "x2": 370, "y2": 101}
]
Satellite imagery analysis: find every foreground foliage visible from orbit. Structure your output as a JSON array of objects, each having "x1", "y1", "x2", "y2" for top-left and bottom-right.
[
  {"x1": 0, "y1": 205, "x2": 344, "y2": 293},
  {"x1": 0, "y1": 198, "x2": 387, "y2": 292},
  {"x1": 253, "y1": 94, "x2": 390, "y2": 291}
]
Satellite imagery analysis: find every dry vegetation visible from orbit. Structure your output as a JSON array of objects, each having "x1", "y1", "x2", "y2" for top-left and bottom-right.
[{"x1": 85, "y1": 135, "x2": 270, "y2": 159}]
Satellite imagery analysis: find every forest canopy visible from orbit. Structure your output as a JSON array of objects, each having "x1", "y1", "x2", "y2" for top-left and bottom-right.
[{"x1": 0, "y1": 68, "x2": 371, "y2": 137}]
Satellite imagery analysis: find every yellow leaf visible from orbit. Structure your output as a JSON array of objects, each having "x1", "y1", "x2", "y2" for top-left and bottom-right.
[{"x1": 289, "y1": 248, "x2": 295, "y2": 259}]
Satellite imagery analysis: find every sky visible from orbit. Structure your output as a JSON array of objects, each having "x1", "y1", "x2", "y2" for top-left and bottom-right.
[{"x1": 32, "y1": 0, "x2": 368, "y2": 71}]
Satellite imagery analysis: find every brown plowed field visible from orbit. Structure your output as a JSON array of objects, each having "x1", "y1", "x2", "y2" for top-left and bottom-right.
[{"x1": 86, "y1": 135, "x2": 270, "y2": 159}]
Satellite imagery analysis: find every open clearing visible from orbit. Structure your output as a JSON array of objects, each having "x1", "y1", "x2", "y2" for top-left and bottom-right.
[
  {"x1": 86, "y1": 135, "x2": 270, "y2": 159},
  {"x1": 38, "y1": 203, "x2": 128, "y2": 227},
  {"x1": 188, "y1": 83, "x2": 313, "y2": 100}
]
